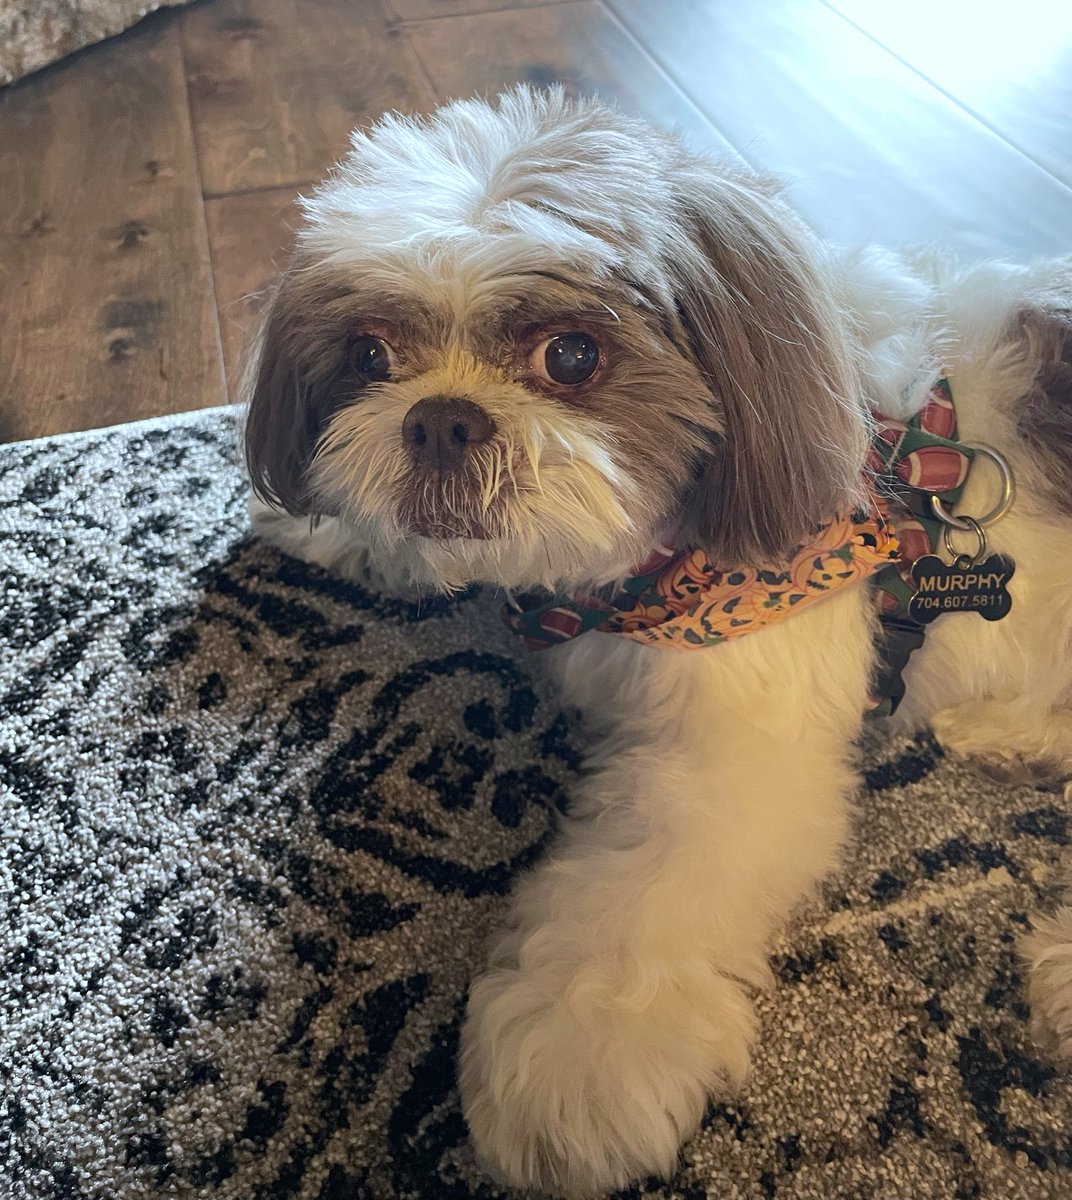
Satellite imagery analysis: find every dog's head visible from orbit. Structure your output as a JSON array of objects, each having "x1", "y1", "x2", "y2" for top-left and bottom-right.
[{"x1": 245, "y1": 88, "x2": 868, "y2": 592}]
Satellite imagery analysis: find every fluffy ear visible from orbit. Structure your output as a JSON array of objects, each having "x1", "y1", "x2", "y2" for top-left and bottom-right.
[
  {"x1": 243, "y1": 262, "x2": 352, "y2": 515},
  {"x1": 670, "y1": 166, "x2": 869, "y2": 563},
  {"x1": 1017, "y1": 300, "x2": 1072, "y2": 517}
]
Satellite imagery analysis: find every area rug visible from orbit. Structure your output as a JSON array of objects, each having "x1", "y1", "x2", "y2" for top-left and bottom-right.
[
  {"x1": 0, "y1": 1, "x2": 193, "y2": 87},
  {"x1": 1, "y1": 406, "x2": 1071, "y2": 1200}
]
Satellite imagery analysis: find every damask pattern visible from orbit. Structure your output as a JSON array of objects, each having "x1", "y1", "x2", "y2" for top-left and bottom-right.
[{"x1": 1, "y1": 408, "x2": 1070, "y2": 1199}]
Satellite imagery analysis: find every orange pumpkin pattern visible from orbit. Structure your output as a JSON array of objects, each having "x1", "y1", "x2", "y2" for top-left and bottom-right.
[
  {"x1": 505, "y1": 378, "x2": 973, "y2": 656},
  {"x1": 506, "y1": 510, "x2": 900, "y2": 652}
]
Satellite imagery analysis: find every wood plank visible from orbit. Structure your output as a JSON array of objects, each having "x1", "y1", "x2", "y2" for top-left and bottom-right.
[
  {"x1": 825, "y1": 0, "x2": 1072, "y2": 188},
  {"x1": 404, "y1": 0, "x2": 736, "y2": 157},
  {"x1": 181, "y1": 0, "x2": 437, "y2": 197},
  {"x1": 388, "y1": 0, "x2": 557, "y2": 19},
  {"x1": 0, "y1": 11, "x2": 224, "y2": 444},
  {"x1": 606, "y1": 0, "x2": 1072, "y2": 258},
  {"x1": 204, "y1": 186, "x2": 304, "y2": 394}
]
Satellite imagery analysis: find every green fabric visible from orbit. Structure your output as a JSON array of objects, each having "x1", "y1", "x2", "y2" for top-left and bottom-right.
[{"x1": 870, "y1": 378, "x2": 976, "y2": 617}]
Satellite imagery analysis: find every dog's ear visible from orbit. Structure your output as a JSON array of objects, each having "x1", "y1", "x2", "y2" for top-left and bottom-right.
[
  {"x1": 1017, "y1": 301, "x2": 1072, "y2": 518},
  {"x1": 670, "y1": 168, "x2": 869, "y2": 564},
  {"x1": 243, "y1": 263, "x2": 349, "y2": 515}
]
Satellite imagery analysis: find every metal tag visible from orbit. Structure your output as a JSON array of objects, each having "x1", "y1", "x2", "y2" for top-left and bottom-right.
[{"x1": 908, "y1": 553, "x2": 1014, "y2": 624}]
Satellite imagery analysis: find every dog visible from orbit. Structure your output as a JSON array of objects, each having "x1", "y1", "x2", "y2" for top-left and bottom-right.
[{"x1": 243, "y1": 87, "x2": 1072, "y2": 1198}]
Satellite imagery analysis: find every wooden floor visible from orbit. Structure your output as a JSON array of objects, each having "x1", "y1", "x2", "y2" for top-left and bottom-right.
[{"x1": 1, "y1": 0, "x2": 1070, "y2": 443}]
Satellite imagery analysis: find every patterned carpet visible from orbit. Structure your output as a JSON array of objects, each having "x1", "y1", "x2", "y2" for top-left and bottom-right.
[
  {"x1": 2, "y1": 407, "x2": 1071, "y2": 1200},
  {"x1": 0, "y1": 2, "x2": 194, "y2": 87}
]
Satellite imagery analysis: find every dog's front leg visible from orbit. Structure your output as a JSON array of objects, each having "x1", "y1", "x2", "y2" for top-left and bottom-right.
[{"x1": 460, "y1": 593, "x2": 873, "y2": 1197}]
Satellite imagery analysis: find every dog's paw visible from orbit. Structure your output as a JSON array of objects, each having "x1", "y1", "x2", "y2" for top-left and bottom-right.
[
  {"x1": 931, "y1": 702, "x2": 1071, "y2": 789},
  {"x1": 1022, "y1": 902, "x2": 1072, "y2": 1060},
  {"x1": 459, "y1": 962, "x2": 755, "y2": 1198},
  {"x1": 248, "y1": 495, "x2": 412, "y2": 594}
]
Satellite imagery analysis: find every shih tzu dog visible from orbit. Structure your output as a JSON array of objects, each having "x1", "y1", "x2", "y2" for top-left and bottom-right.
[{"x1": 243, "y1": 88, "x2": 1072, "y2": 1197}]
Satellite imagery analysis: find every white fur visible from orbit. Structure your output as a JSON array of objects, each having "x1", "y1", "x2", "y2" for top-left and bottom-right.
[
  {"x1": 313, "y1": 352, "x2": 644, "y2": 595},
  {"x1": 460, "y1": 587, "x2": 872, "y2": 1194},
  {"x1": 300, "y1": 91, "x2": 682, "y2": 326},
  {"x1": 247, "y1": 92, "x2": 1072, "y2": 1199},
  {"x1": 1022, "y1": 856, "x2": 1072, "y2": 1060}
]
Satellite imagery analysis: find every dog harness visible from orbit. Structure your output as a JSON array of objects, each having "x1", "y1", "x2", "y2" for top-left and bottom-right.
[{"x1": 505, "y1": 379, "x2": 1003, "y2": 714}]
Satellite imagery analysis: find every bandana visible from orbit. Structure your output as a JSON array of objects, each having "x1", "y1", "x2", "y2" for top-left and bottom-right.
[
  {"x1": 504, "y1": 380, "x2": 974, "y2": 691},
  {"x1": 505, "y1": 511, "x2": 900, "y2": 653}
]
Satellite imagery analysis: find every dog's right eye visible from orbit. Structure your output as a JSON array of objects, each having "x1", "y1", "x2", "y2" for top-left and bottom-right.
[
  {"x1": 348, "y1": 335, "x2": 393, "y2": 382},
  {"x1": 530, "y1": 332, "x2": 602, "y2": 387}
]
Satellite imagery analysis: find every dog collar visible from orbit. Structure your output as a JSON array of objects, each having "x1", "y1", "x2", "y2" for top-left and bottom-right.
[
  {"x1": 869, "y1": 377, "x2": 974, "y2": 609},
  {"x1": 505, "y1": 379, "x2": 976, "y2": 674},
  {"x1": 867, "y1": 378, "x2": 976, "y2": 714},
  {"x1": 505, "y1": 510, "x2": 900, "y2": 653}
]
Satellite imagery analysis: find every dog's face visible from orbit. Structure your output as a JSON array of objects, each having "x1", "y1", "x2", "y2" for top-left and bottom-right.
[{"x1": 245, "y1": 88, "x2": 868, "y2": 593}]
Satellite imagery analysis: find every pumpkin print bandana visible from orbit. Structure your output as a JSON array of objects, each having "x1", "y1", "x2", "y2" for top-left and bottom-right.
[
  {"x1": 505, "y1": 511, "x2": 901, "y2": 652},
  {"x1": 505, "y1": 379, "x2": 974, "y2": 656}
]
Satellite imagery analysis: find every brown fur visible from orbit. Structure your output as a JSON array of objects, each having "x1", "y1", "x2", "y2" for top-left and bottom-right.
[
  {"x1": 246, "y1": 100, "x2": 871, "y2": 574},
  {"x1": 467, "y1": 287, "x2": 723, "y2": 535},
  {"x1": 670, "y1": 169, "x2": 871, "y2": 563},
  {"x1": 1017, "y1": 305, "x2": 1072, "y2": 517},
  {"x1": 248, "y1": 256, "x2": 723, "y2": 553},
  {"x1": 244, "y1": 261, "x2": 434, "y2": 514}
]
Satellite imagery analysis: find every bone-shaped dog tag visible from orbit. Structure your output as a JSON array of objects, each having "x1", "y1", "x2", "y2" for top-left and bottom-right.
[{"x1": 908, "y1": 553, "x2": 1014, "y2": 624}]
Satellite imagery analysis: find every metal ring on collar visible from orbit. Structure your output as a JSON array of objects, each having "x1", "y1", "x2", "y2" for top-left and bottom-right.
[
  {"x1": 943, "y1": 515, "x2": 988, "y2": 563},
  {"x1": 929, "y1": 443, "x2": 1015, "y2": 532}
]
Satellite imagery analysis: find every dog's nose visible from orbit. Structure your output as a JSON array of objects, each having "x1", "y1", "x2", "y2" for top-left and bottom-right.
[{"x1": 401, "y1": 396, "x2": 495, "y2": 472}]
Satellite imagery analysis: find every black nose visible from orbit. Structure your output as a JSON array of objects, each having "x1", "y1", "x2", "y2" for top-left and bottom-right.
[{"x1": 401, "y1": 396, "x2": 496, "y2": 472}]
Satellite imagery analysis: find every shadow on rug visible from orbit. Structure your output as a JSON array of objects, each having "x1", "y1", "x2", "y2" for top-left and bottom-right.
[{"x1": 1, "y1": 407, "x2": 1070, "y2": 1199}]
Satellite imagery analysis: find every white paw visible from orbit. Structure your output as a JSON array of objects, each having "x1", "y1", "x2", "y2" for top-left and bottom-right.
[
  {"x1": 460, "y1": 960, "x2": 755, "y2": 1198},
  {"x1": 248, "y1": 494, "x2": 409, "y2": 593},
  {"x1": 931, "y1": 702, "x2": 1069, "y2": 787},
  {"x1": 931, "y1": 700, "x2": 1016, "y2": 761},
  {"x1": 1022, "y1": 902, "x2": 1072, "y2": 1060}
]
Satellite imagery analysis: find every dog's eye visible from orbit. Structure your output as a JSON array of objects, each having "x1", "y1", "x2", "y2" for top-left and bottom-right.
[
  {"x1": 531, "y1": 332, "x2": 601, "y2": 386},
  {"x1": 348, "y1": 335, "x2": 393, "y2": 382}
]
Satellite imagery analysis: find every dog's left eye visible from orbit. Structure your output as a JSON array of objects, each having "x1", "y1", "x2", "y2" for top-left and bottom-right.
[
  {"x1": 530, "y1": 332, "x2": 601, "y2": 387},
  {"x1": 348, "y1": 335, "x2": 393, "y2": 382}
]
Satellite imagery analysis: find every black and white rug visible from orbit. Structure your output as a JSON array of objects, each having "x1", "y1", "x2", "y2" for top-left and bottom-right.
[
  {"x1": 2, "y1": 407, "x2": 1071, "y2": 1200},
  {"x1": 0, "y1": 2, "x2": 194, "y2": 88}
]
